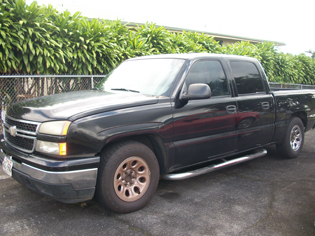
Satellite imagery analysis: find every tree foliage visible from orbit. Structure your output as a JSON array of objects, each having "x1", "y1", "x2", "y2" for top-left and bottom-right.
[
  {"x1": 0, "y1": 0, "x2": 119, "y2": 74},
  {"x1": 305, "y1": 50, "x2": 315, "y2": 59},
  {"x1": 0, "y1": 0, "x2": 314, "y2": 85}
]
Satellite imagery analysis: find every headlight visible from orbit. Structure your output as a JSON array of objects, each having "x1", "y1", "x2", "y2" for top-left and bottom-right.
[
  {"x1": 39, "y1": 121, "x2": 71, "y2": 135},
  {"x1": 36, "y1": 141, "x2": 67, "y2": 155}
]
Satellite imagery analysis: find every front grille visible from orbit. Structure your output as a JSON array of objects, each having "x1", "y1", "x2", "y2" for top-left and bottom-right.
[
  {"x1": 4, "y1": 116, "x2": 40, "y2": 153},
  {"x1": 5, "y1": 130, "x2": 35, "y2": 151},
  {"x1": 5, "y1": 117, "x2": 37, "y2": 132}
]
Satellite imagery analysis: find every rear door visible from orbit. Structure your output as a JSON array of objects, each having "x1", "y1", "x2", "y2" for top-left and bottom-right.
[{"x1": 229, "y1": 60, "x2": 275, "y2": 151}]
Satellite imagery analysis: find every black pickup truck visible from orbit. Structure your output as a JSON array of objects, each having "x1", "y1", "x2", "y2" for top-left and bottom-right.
[{"x1": 1, "y1": 53, "x2": 315, "y2": 213}]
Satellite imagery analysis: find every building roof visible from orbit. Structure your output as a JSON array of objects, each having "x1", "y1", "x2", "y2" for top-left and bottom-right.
[
  {"x1": 122, "y1": 21, "x2": 286, "y2": 46},
  {"x1": 129, "y1": 53, "x2": 258, "y2": 61}
]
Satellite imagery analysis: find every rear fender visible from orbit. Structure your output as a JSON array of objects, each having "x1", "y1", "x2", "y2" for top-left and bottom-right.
[{"x1": 273, "y1": 111, "x2": 307, "y2": 144}]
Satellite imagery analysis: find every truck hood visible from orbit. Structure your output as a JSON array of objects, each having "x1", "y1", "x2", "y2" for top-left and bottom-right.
[{"x1": 6, "y1": 90, "x2": 159, "y2": 122}]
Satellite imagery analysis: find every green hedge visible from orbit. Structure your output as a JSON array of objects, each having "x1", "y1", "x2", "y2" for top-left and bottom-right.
[{"x1": 1, "y1": 0, "x2": 314, "y2": 84}]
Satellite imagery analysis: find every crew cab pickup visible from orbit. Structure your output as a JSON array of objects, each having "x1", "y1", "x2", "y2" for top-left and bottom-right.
[{"x1": 1, "y1": 53, "x2": 315, "y2": 213}]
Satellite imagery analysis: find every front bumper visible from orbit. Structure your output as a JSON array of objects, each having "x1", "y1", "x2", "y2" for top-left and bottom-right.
[{"x1": 0, "y1": 136, "x2": 100, "y2": 203}]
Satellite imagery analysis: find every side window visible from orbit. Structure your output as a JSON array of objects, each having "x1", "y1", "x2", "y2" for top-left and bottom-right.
[
  {"x1": 185, "y1": 60, "x2": 229, "y2": 96},
  {"x1": 230, "y1": 61, "x2": 265, "y2": 95}
]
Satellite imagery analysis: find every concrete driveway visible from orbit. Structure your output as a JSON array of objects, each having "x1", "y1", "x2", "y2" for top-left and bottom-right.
[{"x1": 1, "y1": 132, "x2": 315, "y2": 236}]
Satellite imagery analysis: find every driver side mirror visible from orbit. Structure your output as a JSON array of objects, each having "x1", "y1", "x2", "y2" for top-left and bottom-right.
[{"x1": 180, "y1": 83, "x2": 211, "y2": 101}]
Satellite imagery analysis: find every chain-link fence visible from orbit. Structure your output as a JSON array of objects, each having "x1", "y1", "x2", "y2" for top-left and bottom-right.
[
  {"x1": 269, "y1": 82, "x2": 315, "y2": 90},
  {"x1": 0, "y1": 75, "x2": 106, "y2": 133},
  {"x1": 0, "y1": 75, "x2": 105, "y2": 106}
]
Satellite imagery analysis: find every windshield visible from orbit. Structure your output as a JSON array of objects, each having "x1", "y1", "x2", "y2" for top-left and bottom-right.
[{"x1": 97, "y1": 58, "x2": 185, "y2": 96}]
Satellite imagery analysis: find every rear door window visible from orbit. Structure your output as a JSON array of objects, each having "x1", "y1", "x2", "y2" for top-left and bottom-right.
[{"x1": 230, "y1": 61, "x2": 265, "y2": 95}]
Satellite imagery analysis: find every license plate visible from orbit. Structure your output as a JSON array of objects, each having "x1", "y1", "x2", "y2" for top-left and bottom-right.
[
  {"x1": 2, "y1": 156, "x2": 13, "y2": 177},
  {"x1": 1, "y1": 109, "x2": 5, "y2": 122}
]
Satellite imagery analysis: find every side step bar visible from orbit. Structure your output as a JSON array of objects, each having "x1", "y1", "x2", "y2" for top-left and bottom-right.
[{"x1": 162, "y1": 149, "x2": 267, "y2": 181}]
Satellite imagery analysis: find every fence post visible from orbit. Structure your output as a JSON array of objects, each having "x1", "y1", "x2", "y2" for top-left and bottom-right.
[{"x1": 91, "y1": 76, "x2": 94, "y2": 89}]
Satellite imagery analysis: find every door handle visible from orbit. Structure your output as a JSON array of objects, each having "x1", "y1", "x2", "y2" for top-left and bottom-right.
[
  {"x1": 261, "y1": 102, "x2": 270, "y2": 110},
  {"x1": 226, "y1": 105, "x2": 237, "y2": 114}
]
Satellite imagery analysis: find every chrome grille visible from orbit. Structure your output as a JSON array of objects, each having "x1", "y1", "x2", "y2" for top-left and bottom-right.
[
  {"x1": 3, "y1": 116, "x2": 40, "y2": 153},
  {"x1": 4, "y1": 130, "x2": 35, "y2": 151},
  {"x1": 5, "y1": 117, "x2": 37, "y2": 132}
]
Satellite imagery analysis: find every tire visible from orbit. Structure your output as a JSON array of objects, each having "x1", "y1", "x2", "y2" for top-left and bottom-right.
[
  {"x1": 277, "y1": 117, "x2": 304, "y2": 159},
  {"x1": 96, "y1": 141, "x2": 160, "y2": 213}
]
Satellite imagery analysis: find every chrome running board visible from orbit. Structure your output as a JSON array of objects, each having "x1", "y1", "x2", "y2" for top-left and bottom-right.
[{"x1": 162, "y1": 149, "x2": 267, "y2": 180}]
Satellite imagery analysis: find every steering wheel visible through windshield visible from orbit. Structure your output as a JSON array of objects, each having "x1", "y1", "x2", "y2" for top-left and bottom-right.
[{"x1": 97, "y1": 58, "x2": 185, "y2": 96}]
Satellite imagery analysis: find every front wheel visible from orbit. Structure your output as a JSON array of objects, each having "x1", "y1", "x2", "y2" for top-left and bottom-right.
[
  {"x1": 277, "y1": 117, "x2": 304, "y2": 159},
  {"x1": 96, "y1": 141, "x2": 160, "y2": 213}
]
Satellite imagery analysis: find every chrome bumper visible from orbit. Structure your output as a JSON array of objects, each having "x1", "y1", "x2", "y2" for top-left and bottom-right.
[
  {"x1": 0, "y1": 139, "x2": 99, "y2": 203},
  {"x1": 0, "y1": 152, "x2": 98, "y2": 189}
]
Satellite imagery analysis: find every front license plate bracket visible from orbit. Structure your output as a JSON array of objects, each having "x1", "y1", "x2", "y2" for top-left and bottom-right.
[{"x1": 2, "y1": 156, "x2": 13, "y2": 177}]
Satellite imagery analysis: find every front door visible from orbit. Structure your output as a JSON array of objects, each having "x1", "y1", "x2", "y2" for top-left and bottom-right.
[{"x1": 172, "y1": 60, "x2": 238, "y2": 169}]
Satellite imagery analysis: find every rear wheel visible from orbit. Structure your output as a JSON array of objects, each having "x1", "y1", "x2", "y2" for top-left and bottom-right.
[
  {"x1": 96, "y1": 141, "x2": 160, "y2": 213},
  {"x1": 277, "y1": 117, "x2": 304, "y2": 159}
]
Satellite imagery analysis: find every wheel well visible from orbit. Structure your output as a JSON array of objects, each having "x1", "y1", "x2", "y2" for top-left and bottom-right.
[
  {"x1": 291, "y1": 112, "x2": 307, "y2": 129},
  {"x1": 99, "y1": 134, "x2": 167, "y2": 174}
]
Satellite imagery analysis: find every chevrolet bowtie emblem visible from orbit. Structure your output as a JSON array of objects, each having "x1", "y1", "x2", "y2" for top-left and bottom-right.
[{"x1": 9, "y1": 126, "x2": 17, "y2": 137}]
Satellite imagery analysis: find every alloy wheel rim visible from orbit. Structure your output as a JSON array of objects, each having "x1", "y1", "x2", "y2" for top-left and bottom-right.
[
  {"x1": 290, "y1": 125, "x2": 302, "y2": 151},
  {"x1": 114, "y1": 156, "x2": 150, "y2": 202}
]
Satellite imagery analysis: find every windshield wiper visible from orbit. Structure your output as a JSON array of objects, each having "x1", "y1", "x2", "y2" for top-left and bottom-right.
[{"x1": 111, "y1": 88, "x2": 139, "y2": 93}]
